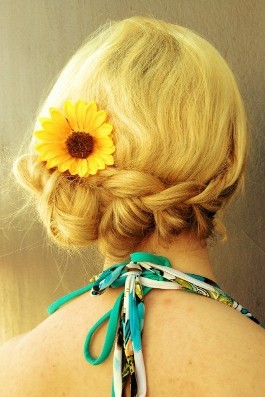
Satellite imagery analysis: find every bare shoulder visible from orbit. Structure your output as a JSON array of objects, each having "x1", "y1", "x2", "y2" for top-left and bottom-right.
[
  {"x1": 0, "y1": 288, "x2": 264, "y2": 397},
  {"x1": 0, "y1": 333, "x2": 30, "y2": 396},
  {"x1": 0, "y1": 290, "x2": 118, "y2": 397},
  {"x1": 144, "y1": 289, "x2": 265, "y2": 396},
  {"x1": 0, "y1": 314, "x2": 84, "y2": 396}
]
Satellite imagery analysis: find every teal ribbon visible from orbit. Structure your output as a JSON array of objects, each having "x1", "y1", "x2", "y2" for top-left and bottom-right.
[
  {"x1": 47, "y1": 252, "x2": 172, "y2": 367},
  {"x1": 83, "y1": 291, "x2": 124, "y2": 365}
]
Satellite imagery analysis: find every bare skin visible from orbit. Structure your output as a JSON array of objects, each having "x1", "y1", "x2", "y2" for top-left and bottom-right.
[{"x1": 0, "y1": 233, "x2": 265, "y2": 396}]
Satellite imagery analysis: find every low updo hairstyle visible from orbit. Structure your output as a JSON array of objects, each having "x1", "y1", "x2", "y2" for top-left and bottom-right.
[{"x1": 13, "y1": 16, "x2": 247, "y2": 260}]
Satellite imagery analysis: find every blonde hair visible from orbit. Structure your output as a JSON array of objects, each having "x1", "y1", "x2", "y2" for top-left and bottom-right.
[{"x1": 13, "y1": 16, "x2": 248, "y2": 260}]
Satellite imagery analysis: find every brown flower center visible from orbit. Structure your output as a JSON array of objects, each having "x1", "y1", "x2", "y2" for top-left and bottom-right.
[{"x1": 66, "y1": 132, "x2": 94, "y2": 159}]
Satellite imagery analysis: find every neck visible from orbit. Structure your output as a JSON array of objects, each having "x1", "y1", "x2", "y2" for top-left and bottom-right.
[{"x1": 104, "y1": 232, "x2": 218, "y2": 283}]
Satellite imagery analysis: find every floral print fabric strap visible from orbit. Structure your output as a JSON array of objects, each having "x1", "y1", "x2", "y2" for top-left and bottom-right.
[{"x1": 47, "y1": 252, "x2": 265, "y2": 397}]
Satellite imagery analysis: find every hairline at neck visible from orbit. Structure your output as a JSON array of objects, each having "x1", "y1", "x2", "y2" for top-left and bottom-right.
[{"x1": 103, "y1": 232, "x2": 218, "y2": 283}]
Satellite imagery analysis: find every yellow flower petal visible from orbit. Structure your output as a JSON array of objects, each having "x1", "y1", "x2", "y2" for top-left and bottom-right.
[
  {"x1": 34, "y1": 130, "x2": 65, "y2": 142},
  {"x1": 39, "y1": 119, "x2": 57, "y2": 132},
  {"x1": 37, "y1": 150, "x2": 66, "y2": 162},
  {"x1": 49, "y1": 108, "x2": 65, "y2": 122},
  {"x1": 39, "y1": 117, "x2": 51, "y2": 127},
  {"x1": 64, "y1": 100, "x2": 78, "y2": 131},
  {"x1": 75, "y1": 100, "x2": 87, "y2": 130},
  {"x1": 88, "y1": 154, "x2": 105, "y2": 169},
  {"x1": 46, "y1": 154, "x2": 71, "y2": 169},
  {"x1": 49, "y1": 108, "x2": 72, "y2": 135},
  {"x1": 69, "y1": 160, "x2": 79, "y2": 176},
  {"x1": 68, "y1": 159, "x2": 89, "y2": 176},
  {"x1": 103, "y1": 147, "x2": 115, "y2": 155},
  {"x1": 83, "y1": 155, "x2": 107, "y2": 177},
  {"x1": 34, "y1": 130, "x2": 50, "y2": 139},
  {"x1": 95, "y1": 146, "x2": 115, "y2": 155},
  {"x1": 39, "y1": 150, "x2": 67, "y2": 161},
  {"x1": 84, "y1": 102, "x2": 98, "y2": 130},
  {"x1": 90, "y1": 110, "x2": 107, "y2": 132},
  {"x1": 97, "y1": 153, "x2": 114, "y2": 165},
  {"x1": 88, "y1": 155, "x2": 102, "y2": 173},
  {"x1": 57, "y1": 158, "x2": 76, "y2": 173},
  {"x1": 94, "y1": 157, "x2": 106, "y2": 169},
  {"x1": 96, "y1": 123, "x2": 113, "y2": 137},
  {"x1": 76, "y1": 159, "x2": 89, "y2": 177},
  {"x1": 38, "y1": 121, "x2": 67, "y2": 139},
  {"x1": 96, "y1": 136, "x2": 115, "y2": 148},
  {"x1": 35, "y1": 142, "x2": 65, "y2": 152}
]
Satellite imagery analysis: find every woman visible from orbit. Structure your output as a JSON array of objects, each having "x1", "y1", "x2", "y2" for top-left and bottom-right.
[{"x1": 0, "y1": 16, "x2": 264, "y2": 397}]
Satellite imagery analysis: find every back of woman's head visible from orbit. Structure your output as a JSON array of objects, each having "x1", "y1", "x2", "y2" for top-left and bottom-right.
[{"x1": 14, "y1": 16, "x2": 247, "y2": 260}]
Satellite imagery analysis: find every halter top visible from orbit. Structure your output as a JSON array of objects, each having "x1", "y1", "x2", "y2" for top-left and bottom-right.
[{"x1": 47, "y1": 251, "x2": 264, "y2": 397}]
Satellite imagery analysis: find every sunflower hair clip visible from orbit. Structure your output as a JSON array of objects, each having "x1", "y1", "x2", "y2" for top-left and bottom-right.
[{"x1": 34, "y1": 100, "x2": 115, "y2": 177}]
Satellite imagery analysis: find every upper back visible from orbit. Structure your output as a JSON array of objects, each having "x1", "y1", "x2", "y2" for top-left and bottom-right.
[{"x1": 1, "y1": 286, "x2": 265, "y2": 397}]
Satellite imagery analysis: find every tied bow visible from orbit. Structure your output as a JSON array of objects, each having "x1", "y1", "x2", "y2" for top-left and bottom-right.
[{"x1": 85, "y1": 254, "x2": 174, "y2": 397}]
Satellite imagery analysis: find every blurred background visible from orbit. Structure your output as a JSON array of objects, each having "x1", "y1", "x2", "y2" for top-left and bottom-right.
[{"x1": 0, "y1": 0, "x2": 264, "y2": 345}]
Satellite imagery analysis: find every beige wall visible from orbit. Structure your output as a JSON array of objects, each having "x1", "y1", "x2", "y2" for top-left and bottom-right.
[{"x1": 0, "y1": 0, "x2": 265, "y2": 344}]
